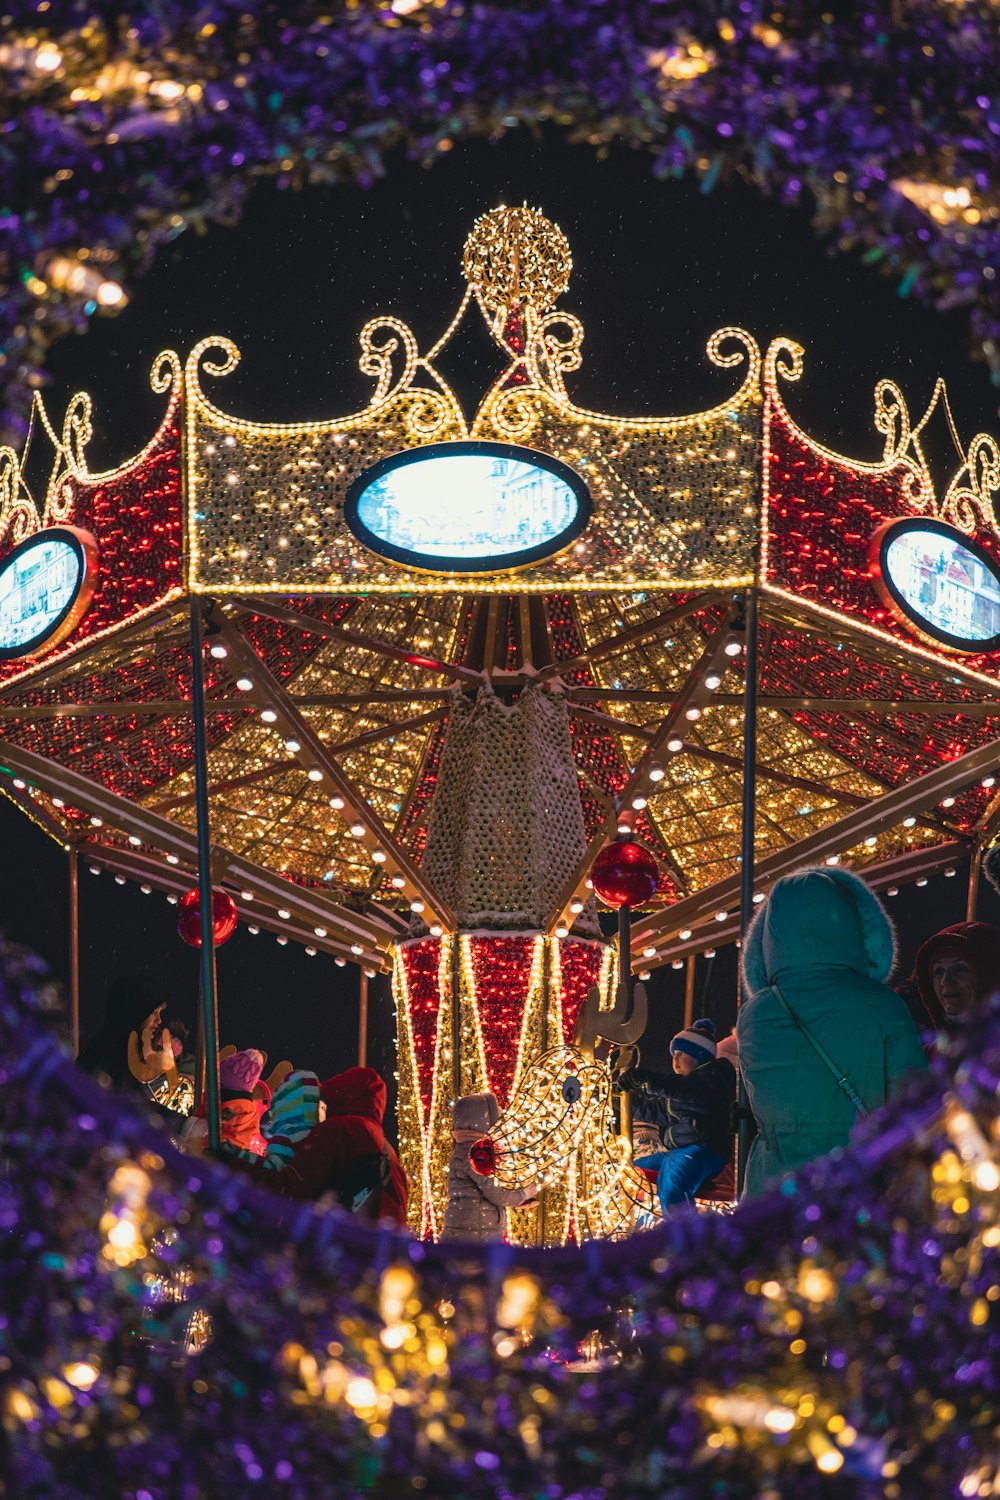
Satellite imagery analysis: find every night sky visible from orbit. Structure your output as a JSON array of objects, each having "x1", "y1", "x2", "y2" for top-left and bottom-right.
[{"x1": 3, "y1": 129, "x2": 999, "y2": 1103}]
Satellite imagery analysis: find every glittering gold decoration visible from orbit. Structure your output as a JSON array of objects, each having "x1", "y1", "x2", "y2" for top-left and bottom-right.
[
  {"x1": 462, "y1": 205, "x2": 571, "y2": 316},
  {"x1": 182, "y1": 202, "x2": 765, "y2": 595},
  {"x1": 149, "y1": 1073, "x2": 194, "y2": 1115},
  {"x1": 184, "y1": 317, "x2": 761, "y2": 594}
]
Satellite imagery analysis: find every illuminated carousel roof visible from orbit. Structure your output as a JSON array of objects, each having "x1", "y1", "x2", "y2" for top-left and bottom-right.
[{"x1": 1, "y1": 207, "x2": 999, "y2": 972}]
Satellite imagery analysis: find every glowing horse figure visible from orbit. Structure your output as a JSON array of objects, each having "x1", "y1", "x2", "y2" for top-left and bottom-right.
[{"x1": 477, "y1": 980, "x2": 655, "y2": 1240}]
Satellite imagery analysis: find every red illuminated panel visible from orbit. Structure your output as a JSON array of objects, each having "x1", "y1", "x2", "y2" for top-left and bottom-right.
[
  {"x1": 763, "y1": 407, "x2": 1000, "y2": 677},
  {"x1": 557, "y1": 938, "x2": 607, "y2": 1046},
  {"x1": 0, "y1": 418, "x2": 184, "y2": 687},
  {"x1": 467, "y1": 935, "x2": 538, "y2": 1107},
  {"x1": 399, "y1": 937, "x2": 442, "y2": 1127}
]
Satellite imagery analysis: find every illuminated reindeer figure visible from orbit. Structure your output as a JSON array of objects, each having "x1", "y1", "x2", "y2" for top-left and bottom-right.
[{"x1": 474, "y1": 977, "x2": 655, "y2": 1240}]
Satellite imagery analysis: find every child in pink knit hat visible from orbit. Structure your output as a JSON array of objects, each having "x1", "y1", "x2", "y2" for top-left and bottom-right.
[{"x1": 181, "y1": 1048, "x2": 267, "y2": 1156}]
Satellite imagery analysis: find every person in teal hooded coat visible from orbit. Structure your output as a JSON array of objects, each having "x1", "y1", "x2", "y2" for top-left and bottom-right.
[{"x1": 737, "y1": 865, "x2": 928, "y2": 1197}]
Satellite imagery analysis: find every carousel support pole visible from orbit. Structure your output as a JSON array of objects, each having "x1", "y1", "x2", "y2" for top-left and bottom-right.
[
  {"x1": 683, "y1": 953, "x2": 695, "y2": 1030},
  {"x1": 358, "y1": 966, "x2": 369, "y2": 1067},
  {"x1": 736, "y1": 586, "x2": 759, "y2": 1196},
  {"x1": 967, "y1": 847, "x2": 981, "y2": 922},
  {"x1": 189, "y1": 599, "x2": 222, "y2": 1151},
  {"x1": 68, "y1": 841, "x2": 80, "y2": 1056}
]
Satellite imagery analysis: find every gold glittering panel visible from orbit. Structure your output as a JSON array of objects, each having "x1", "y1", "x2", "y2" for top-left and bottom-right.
[{"x1": 184, "y1": 288, "x2": 762, "y2": 595}]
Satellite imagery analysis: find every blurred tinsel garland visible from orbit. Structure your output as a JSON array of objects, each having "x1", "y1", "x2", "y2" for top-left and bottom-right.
[
  {"x1": 0, "y1": 1, "x2": 999, "y2": 445},
  {"x1": 0, "y1": 951, "x2": 997, "y2": 1498}
]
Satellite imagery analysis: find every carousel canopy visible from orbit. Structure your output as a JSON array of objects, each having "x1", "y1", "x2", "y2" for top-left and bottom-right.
[{"x1": 0, "y1": 207, "x2": 998, "y2": 972}]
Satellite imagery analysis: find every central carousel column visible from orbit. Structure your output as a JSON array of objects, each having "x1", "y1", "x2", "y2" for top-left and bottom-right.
[{"x1": 392, "y1": 679, "x2": 615, "y2": 1243}]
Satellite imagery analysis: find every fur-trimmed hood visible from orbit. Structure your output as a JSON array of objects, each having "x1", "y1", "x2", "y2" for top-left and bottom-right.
[
  {"x1": 451, "y1": 1092, "x2": 500, "y2": 1136},
  {"x1": 741, "y1": 865, "x2": 897, "y2": 996}
]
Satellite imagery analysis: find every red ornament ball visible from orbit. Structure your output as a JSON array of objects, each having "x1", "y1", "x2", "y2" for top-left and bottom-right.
[
  {"x1": 469, "y1": 1136, "x2": 497, "y2": 1178},
  {"x1": 177, "y1": 888, "x2": 239, "y2": 948},
  {"x1": 590, "y1": 840, "x2": 659, "y2": 910}
]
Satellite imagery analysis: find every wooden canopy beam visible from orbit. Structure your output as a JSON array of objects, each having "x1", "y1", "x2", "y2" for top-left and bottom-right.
[
  {"x1": 566, "y1": 704, "x2": 654, "y2": 742},
  {"x1": 235, "y1": 595, "x2": 483, "y2": 687},
  {"x1": 761, "y1": 588, "x2": 1000, "y2": 698},
  {"x1": 80, "y1": 840, "x2": 390, "y2": 969},
  {"x1": 0, "y1": 602, "x2": 190, "y2": 703},
  {"x1": 0, "y1": 739, "x2": 402, "y2": 957},
  {"x1": 631, "y1": 732, "x2": 1000, "y2": 950},
  {"x1": 634, "y1": 839, "x2": 969, "y2": 972},
  {"x1": 534, "y1": 593, "x2": 718, "y2": 685},
  {"x1": 152, "y1": 707, "x2": 449, "y2": 815},
  {"x1": 710, "y1": 695, "x2": 1000, "y2": 716},
  {"x1": 671, "y1": 738, "x2": 872, "y2": 809},
  {"x1": 214, "y1": 608, "x2": 455, "y2": 932},
  {"x1": 0, "y1": 699, "x2": 251, "y2": 721}
]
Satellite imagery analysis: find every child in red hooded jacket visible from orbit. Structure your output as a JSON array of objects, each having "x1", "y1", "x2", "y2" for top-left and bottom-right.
[{"x1": 280, "y1": 1066, "x2": 408, "y2": 1225}]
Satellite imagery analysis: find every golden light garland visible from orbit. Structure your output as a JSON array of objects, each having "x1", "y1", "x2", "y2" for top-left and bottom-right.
[{"x1": 484, "y1": 1039, "x2": 651, "y2": 1242}]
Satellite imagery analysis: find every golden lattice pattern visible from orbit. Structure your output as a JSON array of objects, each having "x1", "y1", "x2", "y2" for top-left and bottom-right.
[
  {"x1": 420, "y1": 684, "x2": 601, "y2": 933},
  {"x1": 572, "y1": 596, "x2": 957, "y2": 894},
  {"x1": 139, "y1": 595, "x2": 464, "y2": 894},
  {"x1": 462, "y1": 205, "x2": 572, "y2": 315}
]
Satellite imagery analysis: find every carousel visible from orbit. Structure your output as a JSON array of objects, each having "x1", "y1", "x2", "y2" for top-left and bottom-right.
[{"x1": 2, "y1": 206, "x2": 1000, "y2": 1247}]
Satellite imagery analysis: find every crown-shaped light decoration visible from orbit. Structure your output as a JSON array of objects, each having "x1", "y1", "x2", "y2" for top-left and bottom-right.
[{"x1": 1, "y1": 207, "x2": 997, "y2": 617}]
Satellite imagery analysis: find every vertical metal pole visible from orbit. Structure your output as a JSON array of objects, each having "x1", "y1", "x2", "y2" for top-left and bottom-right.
[
  {"x1": 358, "y1": 967, "x2": 369, "y2": 1067},
  {"x1": 189, "y1": 600, "x2": 221, "y2": 1150},
  {"x1": 683, "y1": 953, "x2": 695, "y2": 1030},
  {"x1": 736, "y1": 586, "x2": 759, "y2": 1195},
  {"x1": 68, "y1": 843, "x2": 80, "y2": 1056},
  {"x1": 967, "y1": 849, "x2": 981, "y2": 923}
]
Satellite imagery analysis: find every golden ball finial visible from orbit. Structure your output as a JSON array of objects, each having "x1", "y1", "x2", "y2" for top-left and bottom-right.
[{"x1": 462, "y1": 205, "x2": 571, "y2": 314}]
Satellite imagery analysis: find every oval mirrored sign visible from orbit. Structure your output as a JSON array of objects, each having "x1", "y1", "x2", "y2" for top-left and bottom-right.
[
  {"x1": 870, "y1": 518, "x2": 1000, "y2": 653},
  {"x1": 344, "y1": 440, "x2": 591, "y2": 574},
  {"x1": 0, "y1": 526, "x2": 98, "y2": 661}
]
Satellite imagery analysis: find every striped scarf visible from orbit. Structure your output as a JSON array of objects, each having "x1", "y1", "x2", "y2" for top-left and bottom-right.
[{"x1": 226, "y1": 1070, "x2": 321, "y2": 1171}]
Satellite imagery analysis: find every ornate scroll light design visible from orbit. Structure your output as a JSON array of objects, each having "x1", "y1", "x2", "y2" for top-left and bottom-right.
[
  {"x1": 0, "y1": 349, "x2": 183, "y2": 555},
  {"x1": 480, "y1": 981, "x2": 654, "y2": 1243},
  {"x1": 185, "y1": 207, "x2": 763, "y2": 595},
  {"x1": 764, "y1": 333, "x2": 1000, "y2": 539},
  {"x1": 183, "y1": 312, "x2": 466, "y2": 450},
  {"x1": 940, "y1": 430, "x2": 1000, "y2": 538}
]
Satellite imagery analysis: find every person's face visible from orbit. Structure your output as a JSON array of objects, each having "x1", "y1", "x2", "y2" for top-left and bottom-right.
[
  {"x1": 931, "y1": 956, "x2": 979, "y2": 1019},
  {"x1": 317, "y1": 1099, "x2": 328, "y2": 1123},
  {"x1": 671, "y1": 1050, "x2": 697, "y2": 1076}
]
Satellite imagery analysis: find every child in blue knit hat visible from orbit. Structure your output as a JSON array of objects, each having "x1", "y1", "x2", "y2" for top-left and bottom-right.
[{"x1": 622, "y1": 1018, "x2": 737, "y2": 1217}]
